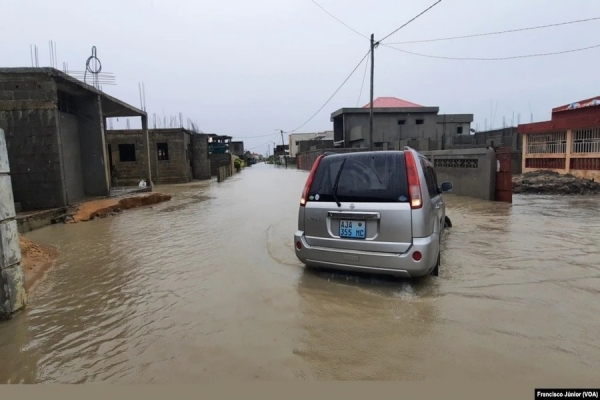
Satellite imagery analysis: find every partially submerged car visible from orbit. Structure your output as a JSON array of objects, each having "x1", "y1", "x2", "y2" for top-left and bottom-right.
[{"x1": 294, "y1": 148, "x2": 452, "y2": 278}]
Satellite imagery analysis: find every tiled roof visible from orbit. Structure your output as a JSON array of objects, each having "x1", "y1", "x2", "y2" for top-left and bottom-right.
[{"x1": 362, "y1": 96, "x2": 423, "y2": 108}]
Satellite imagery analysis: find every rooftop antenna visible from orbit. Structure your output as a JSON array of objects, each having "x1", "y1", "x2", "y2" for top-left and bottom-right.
[{"x1": 84, "y1": 46, "x2": 102, "y2": 90}]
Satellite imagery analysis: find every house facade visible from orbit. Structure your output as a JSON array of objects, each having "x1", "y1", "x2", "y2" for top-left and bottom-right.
[
  {"x1": 330, "y1": 97, "x2": 473, "y2": 151},
  {"x1": 105, "y1": 128, "x2": 211, "y2": 186},
  {"x1": 517, "y1": 96, "x2": 600, "y2": 180},
  {"x1": 288, "y1": 131, "x2": 333, "y2": 157},
  {"x1": 0, "y1": 68, "x2": 150, "y2": 211}
]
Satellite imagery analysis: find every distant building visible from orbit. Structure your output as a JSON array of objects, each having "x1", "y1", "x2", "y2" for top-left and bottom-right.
[
  {"x1": 229, "y1": 141, "x2": 245, "y2": 157},
  {"x1": 330, "y1": 96, "x2": 473, "y2": 151},
  {"x1": 207, "y1": 134, "x2": 233, "y2": 176},
  {"x1": 517, "y1": 96, "x2": 600, "y2": 180},
  {"x1": 288, "y1": 131, "x2": 333, "y2": 157},
  {"x1": 0, "y1": 67, "x2": 150, "y2": 211},
  {"x1": 274, "y1": 144, "x2": 289, "y2": 157},
  {"x1": 105, "y1": 128, "x2": 211, "y2": 186}
]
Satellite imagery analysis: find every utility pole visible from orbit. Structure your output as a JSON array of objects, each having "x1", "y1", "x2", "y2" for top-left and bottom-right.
[
  {"x1": 369, "y1": 33, "x2": 375, "y2": 151},
  {"x1": 280, "y1": 130, "x2": 288, "y2": 169}
]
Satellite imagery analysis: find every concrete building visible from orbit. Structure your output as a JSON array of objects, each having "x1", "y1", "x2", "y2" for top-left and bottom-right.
[
  {"x1": 229, "y1": 141, "x2": 245, "y2": 157},
  {"x1": 288, "y1": 130, "x2": 333, "y2": 157},
  {"x1": 517, "y1": 96, "x2": 600, "y2": 180},
  {"x1": 274, "y1": 144, "x2": 289, "y2": 157},
  {"x1": 105, "y1": 128, "x2": 211, "y2": 186},
  {"x1": 330, "y1": 96, "x2": 473, "y2": 151},
  {"x1": 0, "y1": 68, "x2": 151, "y2": 212},
  {"x1": 208, "y1": 134, "x2": 232, "y2": 176}
]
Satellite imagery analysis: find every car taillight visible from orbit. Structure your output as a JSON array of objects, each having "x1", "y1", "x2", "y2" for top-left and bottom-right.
[
  {"x1": 300, "y1": 154, "x2": 325, "y2": 207},
  {"x1": 404, "y1": 151, "x2": 423, "y2": 209}
]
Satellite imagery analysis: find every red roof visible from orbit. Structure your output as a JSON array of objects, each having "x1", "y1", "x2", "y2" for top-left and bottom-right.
[{"x1": 362, "y1": 96, "x2": 423, "y2": 108}]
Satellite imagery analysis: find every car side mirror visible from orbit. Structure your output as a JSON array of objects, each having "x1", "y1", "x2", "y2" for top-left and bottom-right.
[{"x1": 440, "y1": 181, "x2": 453, "y2": 193}]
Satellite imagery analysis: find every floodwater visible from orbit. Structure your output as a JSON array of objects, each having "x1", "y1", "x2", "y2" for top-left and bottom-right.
[{"x1": 1, "y1": 163, "x2": 599, "y2": 382}]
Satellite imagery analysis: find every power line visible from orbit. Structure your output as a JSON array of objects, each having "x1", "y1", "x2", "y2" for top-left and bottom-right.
[
  {"x1": 381, "y1": 42, "x2": 600, "y2": 60},
  {"x1": 379, "y1": 0, "x2": 443, "y2": 43},
  {"x1": 233, "y1": 132, "x2": 282, "y2": 139},
  {"x1": 247, "y1": 133, "x2": 281, "y2": 151},
  {"x1": 283, "y1": 49, "x2": 371, "y2": 134},
  {"x1": 387, "y1": 16, "x2": 600, "y2": 44},
  {"x1": 310, "y1": 0, "x2": 369, "y2": 40},
  {"x1": 357, "y1": 51, "x2": 370, "y2": 106}
]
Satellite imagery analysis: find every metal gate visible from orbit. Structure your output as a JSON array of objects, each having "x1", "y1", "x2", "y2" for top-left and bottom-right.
[{"x1": 495, "y1": 147, "x2": 513, "y2": 203}]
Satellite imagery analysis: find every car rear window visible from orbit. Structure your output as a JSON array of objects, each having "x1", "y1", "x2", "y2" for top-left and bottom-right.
[{"x1": 307, "y1": 152, "x2": 409, "y2": 203}]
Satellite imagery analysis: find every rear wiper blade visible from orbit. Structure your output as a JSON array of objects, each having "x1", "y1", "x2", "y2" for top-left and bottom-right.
[{"x1": 332, "y1": 159, "x2": 346, "y2": 208}]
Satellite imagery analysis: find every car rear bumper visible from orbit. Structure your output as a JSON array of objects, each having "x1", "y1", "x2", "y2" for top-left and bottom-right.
[{"x1": 293, "y1": 230, "x2": 439, "y2": 278}]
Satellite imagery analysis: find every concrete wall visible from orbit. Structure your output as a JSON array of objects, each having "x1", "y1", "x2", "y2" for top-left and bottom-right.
[
  {"x1": 297, "y1": 147, "x2": 497, "y2": 201},
  {"x1": 210, "y1": 153, "x2": 232, "y2": 176},
  {"x1": 106, "y1": 131, "x2": 147, "y2": 187},
  {"x1": 0, "y1": 73, "x2": 112, "y2": 210},
  {"x1": 106, "y1": 129, "x2": 211, "y2": 185},
  {"x1": 420, "y1": 148, "x2": 497, "y2": 201},
  {"x1": 298, "y1": 139, "x2": 335, "y2": 154},
  {"x1": 191, "y1": 133, "x2": 211, "y2": 180},
  {"x1": 0, "y1": 128, "x2": 27, "y2": 319},
  {"x1": 229, "y1": 141, "x2": 245, "y2": 157},
  {"x1": 0, "y1": 74, "x2": 66, "y2": 210},
  {"x1": 76, "y1": 94, "x2": 109, "y2": 197},
  {"x1": 151, "y1": 130, "x2": 192, "y2": 184},
  {"x1": 57, "y1": 111, "x2": 85, "y2": 203}
]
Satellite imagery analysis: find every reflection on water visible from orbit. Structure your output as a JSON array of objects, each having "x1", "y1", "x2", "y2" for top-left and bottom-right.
[{"x1": 0, "y1": 164, "x2": 599, "y2": 382}]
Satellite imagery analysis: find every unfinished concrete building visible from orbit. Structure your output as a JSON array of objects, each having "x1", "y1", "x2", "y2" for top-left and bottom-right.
[
  {"x1": 105, "y1": 128, "x2": 211, "y2": 186},
  {"x1": 229, "y1": 141, "x2": 245, "y2": 157},
  {"x1": 331, "y1": 97, "x2": 473, "y2": 151},
  {"x1": 0, "y1": 68, "x2": 151, "y2": 212},
  {"x1": 208, "y1": 134, "x2": 232, "y2": 176}
]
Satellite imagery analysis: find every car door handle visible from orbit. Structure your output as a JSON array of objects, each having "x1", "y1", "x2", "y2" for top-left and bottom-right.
[{"x1": 434, "y1": 204, "x2": 441, "y2": 209}]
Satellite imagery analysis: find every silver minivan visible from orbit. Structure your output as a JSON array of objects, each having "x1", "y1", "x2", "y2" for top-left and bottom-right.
[{"x1": 294, "y1": 147, "x2": 453, "y2": 278}]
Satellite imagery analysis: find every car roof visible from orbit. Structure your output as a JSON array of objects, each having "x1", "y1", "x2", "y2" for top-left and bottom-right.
[{"x1": 323, "y1": 150, "x2": 406, "y2": 160}]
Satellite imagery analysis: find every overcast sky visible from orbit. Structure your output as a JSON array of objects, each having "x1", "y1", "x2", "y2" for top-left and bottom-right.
[{"x1": 1, "y1": 0, "x2": 599, "y2": 154}]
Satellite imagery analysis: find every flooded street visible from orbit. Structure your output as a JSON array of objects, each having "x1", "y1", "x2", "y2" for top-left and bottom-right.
[{"x1": 1, "y1": 162, "x2": 599, "y2": 382}]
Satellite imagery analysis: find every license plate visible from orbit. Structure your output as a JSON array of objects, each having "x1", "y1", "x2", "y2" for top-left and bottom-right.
[{"x1": 339, "y1": 220, "x2": 366, "y2": 239}]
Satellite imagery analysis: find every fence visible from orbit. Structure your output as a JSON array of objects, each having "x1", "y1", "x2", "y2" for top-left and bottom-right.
[
  {"x1": 216, "y1": 165, "x2": 232, "y2": 183},
  {"x1": 0, "y1": 128, "x2": 27, "y2": 319}
]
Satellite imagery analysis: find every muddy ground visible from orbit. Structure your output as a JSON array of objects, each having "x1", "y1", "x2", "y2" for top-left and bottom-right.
[
  {"x1": 67, "y1": 192, "x2": 172, "y2": 223},
  {"x1": 20, "y1": 235, "x2": 58, "y2": 295},
  {"x1": 512, "y1": 170, "x2": 600, "y2": 195}
]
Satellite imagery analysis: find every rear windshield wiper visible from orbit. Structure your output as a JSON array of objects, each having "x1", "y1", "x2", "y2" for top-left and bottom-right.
[{"x1": 331, "y1": 159, "x2": 346, "y2": 207}]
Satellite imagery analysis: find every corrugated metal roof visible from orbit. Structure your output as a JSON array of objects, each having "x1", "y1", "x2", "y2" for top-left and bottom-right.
[
  {"x1": 362, "y1": 97, "x2": 423, "y2": 108},
  {"x1": 552, "y1": 96, "x2": 600, "y2": 113}
]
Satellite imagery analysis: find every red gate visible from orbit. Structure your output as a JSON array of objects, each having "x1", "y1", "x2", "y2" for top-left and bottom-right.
[{"x1": 495, "y1": 147, "x2": 513, "y2": 203}]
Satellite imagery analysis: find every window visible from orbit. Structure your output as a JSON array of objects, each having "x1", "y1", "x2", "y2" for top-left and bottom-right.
[
  {"x1": 421, "y1": 160, "x2": 438, "y2": 198},
  {"x1": 416, "y1": 119, "x2": 424, "y2": 125},
  {"x1": 157, "y1": 143, "x2": 169, "y2": 161},
  {"x1": 308, "y1": 152, "x2": 409, "y2": 203},
  {"x1": 398, "y1": 120, "x2": 406, "y2": 125},
  {"x1": 57, "y1": 91, "x2": 76, "y2": 115},
  {"x1": 457, "y1": 126, "x2": 463, "y2": 134},
  {"x1": 118, "y1": 144, "x2": 136, "y2": 162}
]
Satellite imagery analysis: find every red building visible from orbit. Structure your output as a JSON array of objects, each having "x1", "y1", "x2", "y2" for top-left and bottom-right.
[{"x1": 517, "y1": 96, "x2": 600, "y2": 180}]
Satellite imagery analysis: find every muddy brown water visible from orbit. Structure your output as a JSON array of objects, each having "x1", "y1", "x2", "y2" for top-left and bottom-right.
[{"x1": 1, "y1": 163, "x2": 599, "y2": 382}]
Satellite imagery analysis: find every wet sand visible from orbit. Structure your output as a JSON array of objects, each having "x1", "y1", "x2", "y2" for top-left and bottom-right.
[{"x1": 20, "y1": 236, "x2": 58, "y2": 296}]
